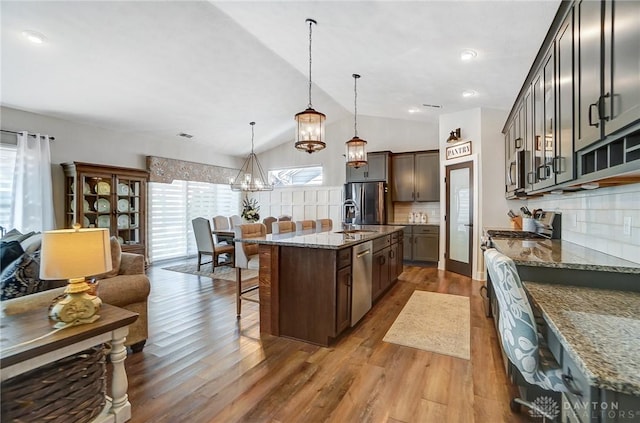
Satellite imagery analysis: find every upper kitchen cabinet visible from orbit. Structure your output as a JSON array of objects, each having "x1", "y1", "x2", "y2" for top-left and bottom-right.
[
  {"x1": 555, "y1": 10, "x2": 575, "y2": 185},
  {"x1": 391, "y1": 151, "x2": 439, "y2": 202},
  {"x1": 345, "y1": 151, "x2": 390, "y2": 183},
  {"x1": 575, "y1": 0, "x2": 640, "y2": 152}
]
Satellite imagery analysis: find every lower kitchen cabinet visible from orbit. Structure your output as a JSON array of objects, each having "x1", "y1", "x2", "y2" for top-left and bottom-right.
[
  {"x1": 335, "y1": 251, "x2": 352, "y2": 335},
  {"x1": 372, "y1": 233, "x2": 403, "y2": 302},
  {"x1": 403, "y1": 225, "x2": 439, "y2": 263}
]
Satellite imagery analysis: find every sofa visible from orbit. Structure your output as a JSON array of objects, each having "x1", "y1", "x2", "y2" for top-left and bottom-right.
[{"x1": 1, "y1": 231, "x2": 151, "y2": 352}]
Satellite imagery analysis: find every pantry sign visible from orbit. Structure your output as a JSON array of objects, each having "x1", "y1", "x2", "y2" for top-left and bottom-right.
[{"x1": 446, "y1": 141, "x2": 472, "y2": 160}]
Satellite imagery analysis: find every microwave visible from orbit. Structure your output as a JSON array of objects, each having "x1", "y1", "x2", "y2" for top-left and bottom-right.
[{"x1": 506, "y1": 150, "x2": 526, "y2": 197}]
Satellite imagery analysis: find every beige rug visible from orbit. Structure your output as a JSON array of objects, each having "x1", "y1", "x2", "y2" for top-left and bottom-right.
[
  {"x1": 162, "y1": 261, "x2": 258, "y2": 281},
  {"x1": 383, "y1": 291, "x2": 470, "y2": 360}
]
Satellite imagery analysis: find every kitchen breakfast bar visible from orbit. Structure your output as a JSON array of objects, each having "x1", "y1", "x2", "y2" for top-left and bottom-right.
[{"x1": 235, "y1": 225, "x2": 404, "y2": 346}]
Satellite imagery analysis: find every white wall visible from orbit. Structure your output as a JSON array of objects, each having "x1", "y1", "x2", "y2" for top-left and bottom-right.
[
  {"x1": 257, "y1": 114, "x2": 438, "y2": 187},
  {"x1": 1, "y1": 106, "x2": 243, "y2": 228},
  {"x1": 525, "y1": 184, "x2": 640, "y2": 264},
  {"x1": 438, "y1": 107, "x2": 510, "y2": 280},
  {"x1": 252, "y1": 186, "x2": 343, "y2": 226}
]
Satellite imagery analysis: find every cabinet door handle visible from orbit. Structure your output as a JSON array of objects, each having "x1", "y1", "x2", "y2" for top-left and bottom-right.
[
  {"x1": 507, "y1": 162, "x2": 516, "y2": 185},
  {"x1": 600, "y1": 92, "x2": 610, "y2": 121},
  {"x1": 553, "y1": 156, "x2": 564, "y2": 174},
  {"x1": 389, "y1": 250, "x2": 395, "y2": 259},
  {"x1": 537, "y1": 165, "x2": 547, "y2": 180},
  {"x1": 416, "y1": 192, "x2": 420, "y2": 199},
  {"x1": 527, "y1": 171, "x2": 536, "y2": 185},
  {"x1": 561, "y1": 373, "x2": 583, "y2": 397},
  {"x1": 588, "y1": 102, "x2": 600, "y2": 127}
]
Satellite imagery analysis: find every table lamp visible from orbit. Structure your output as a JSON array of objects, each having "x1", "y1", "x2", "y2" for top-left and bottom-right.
[{"x1": 40, "y1": 224, "x2": 112, "y2": 329}]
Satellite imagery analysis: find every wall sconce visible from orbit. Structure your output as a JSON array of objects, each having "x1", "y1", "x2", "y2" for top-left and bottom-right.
[{"x1": 447, "y1": 128, "x2": 461, "y2": 143}]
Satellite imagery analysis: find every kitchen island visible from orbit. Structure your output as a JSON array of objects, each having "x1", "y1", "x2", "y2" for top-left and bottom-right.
[{"x1": 236, "y1": 225, "x2": 404, "y2": 346}]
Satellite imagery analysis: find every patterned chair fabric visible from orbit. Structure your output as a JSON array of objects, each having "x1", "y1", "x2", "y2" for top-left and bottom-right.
[{"x1": 484, "y1": 248, "x2": 565, "y2": 392}]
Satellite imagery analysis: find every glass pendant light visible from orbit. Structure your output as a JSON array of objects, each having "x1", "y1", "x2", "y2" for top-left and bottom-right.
[
  {"x1": 230, "y1": 122, "x2": 273, "y2": 192},
  {"x1": 345, "y1": 74, "x2": 367, "y2": 168},
  {"x1": 295, "y1": 18, "x2": 326, "y2": 154}
]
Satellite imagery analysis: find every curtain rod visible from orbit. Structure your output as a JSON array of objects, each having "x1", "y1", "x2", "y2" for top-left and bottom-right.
[{"x1": 1, "y1": 129, "x2": 55, "y2": 141}]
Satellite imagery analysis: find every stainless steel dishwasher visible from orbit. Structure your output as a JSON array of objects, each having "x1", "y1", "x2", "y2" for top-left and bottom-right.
[{"x1": 351, "y1": 241, "x2": 372, "y2": 325}]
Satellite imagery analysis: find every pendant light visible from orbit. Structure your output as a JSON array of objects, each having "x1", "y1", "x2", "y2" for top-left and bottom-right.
[
  {"x1": 230, "y1": 122, "x2": 273, "y2": 192},
  {"x1": 294, "y1": 18, "x2": 326, "y2": 154},
  {"x1": 345, "y1": 73, "x2": 367, "y2": 168}
]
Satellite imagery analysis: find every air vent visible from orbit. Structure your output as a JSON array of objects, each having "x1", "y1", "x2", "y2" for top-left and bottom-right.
[
  {"x1": 422, "y1": 104, "x2": 442, "y2": 109},
  {"x1": 178, "y1": 133, "x2": 193, "y2": 139}
]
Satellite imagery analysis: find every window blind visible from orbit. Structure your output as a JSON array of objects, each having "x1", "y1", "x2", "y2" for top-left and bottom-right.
[{"x1": 149, "y1": 180, "x2": 240, "y2": 263}]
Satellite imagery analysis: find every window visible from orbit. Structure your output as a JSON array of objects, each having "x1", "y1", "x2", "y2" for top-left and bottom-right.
[
  {"x1": 0, "y1": 144, "x2": 17, "y2": 232},
  {"x1": 268, "y1": 165, "x2": 323, "y2": 187},
  {"x1": 148, "y1": 180, "x2": 240, "y2": 263}
]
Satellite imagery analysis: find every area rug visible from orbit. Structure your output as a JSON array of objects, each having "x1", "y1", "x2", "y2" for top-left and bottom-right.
[
  {"x1": 383, "y1": 291, "x2": 470, "y2": 360},
  {"x1": 162, "y1": 262, "x2": 258, "y2": 281}
]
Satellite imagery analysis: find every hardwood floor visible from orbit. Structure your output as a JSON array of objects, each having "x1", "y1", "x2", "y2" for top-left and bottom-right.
[{"x1": 122, "y1": 262, "x2": 535, "y2": 422}]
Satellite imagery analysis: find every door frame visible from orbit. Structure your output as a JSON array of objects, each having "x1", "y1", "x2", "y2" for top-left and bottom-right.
[{"x1": 445, "y1": 160, "x2": 474, "y2": 276}]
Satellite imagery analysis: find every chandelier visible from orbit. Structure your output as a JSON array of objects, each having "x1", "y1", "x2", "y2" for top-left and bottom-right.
[
  {"x1": 230, "y1": 122, "x2": 273, "y2": 192},
  {"x1": 345, "y1": 73, "x2": 367, "y2": 168},
  {"x1": 294, "y1": 18, "x2": 326, "y2": 154}
]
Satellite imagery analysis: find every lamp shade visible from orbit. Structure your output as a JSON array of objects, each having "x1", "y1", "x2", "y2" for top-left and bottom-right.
[
  {"x1": 39, "y1": 227, "x2": 112, "y2": 280},
  {"x1": 295, "y1": 108, "x2": 326, "y2": 153},
  {"x1": 346, "y1": 136, "x2": 367, "y2": 169}
]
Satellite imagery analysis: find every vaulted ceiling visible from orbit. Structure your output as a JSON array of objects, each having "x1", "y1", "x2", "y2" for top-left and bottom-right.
[{"x1": 1, "y1": 1, "x2": 560, "y2": 156}]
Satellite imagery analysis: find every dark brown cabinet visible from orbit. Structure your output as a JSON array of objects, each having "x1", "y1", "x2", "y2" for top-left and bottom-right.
[
  {"x1": 371, "y1": 232, "x2": 403, "y2": 302},
  {"x1": 346, "y1": 151, "x2": 390, "y2": 182},
  {"x1": 335, "y1": 248, "x2": 352, "y2": 335},
  {"x1": 391, "y1": 151, "x2": 439, "y2": 202},
  {"x1": 62, "y1": 162, "x2": 149, "y2": 258},
  {"x1": 402, "y1": 225, "x2": 439, "y2": 263},
  {"x1": 575, "y1": 0, "x2": 640, "y2": 152},
  {"x1": 556, "y1": 11, "x2": 575, "y2": 184}
]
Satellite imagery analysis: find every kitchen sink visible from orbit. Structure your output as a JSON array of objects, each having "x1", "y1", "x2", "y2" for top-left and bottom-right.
[{"x1": 334, "y1": 229, "x2": 377, "y2": 234}]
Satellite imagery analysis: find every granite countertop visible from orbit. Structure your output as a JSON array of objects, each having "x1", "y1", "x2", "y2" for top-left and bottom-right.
[
  {"x1": 490, "y1": 238, "x2": 640, "y2": 274},
  {"x1": 524, "y1": 281, "x2": 640, "y2": 396},
  {"x1": 234, "y1": 225, "x2": 403, "y2": 250}
]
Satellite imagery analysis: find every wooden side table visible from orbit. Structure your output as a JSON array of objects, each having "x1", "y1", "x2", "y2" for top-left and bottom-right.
[{"x1": 1, "y1": 304, "x2": 139, "y2": 423}]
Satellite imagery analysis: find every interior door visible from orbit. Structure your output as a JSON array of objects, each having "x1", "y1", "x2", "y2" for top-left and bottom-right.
[{"x1": 445, "y1": 161, "x2": 474, "y2": 277}]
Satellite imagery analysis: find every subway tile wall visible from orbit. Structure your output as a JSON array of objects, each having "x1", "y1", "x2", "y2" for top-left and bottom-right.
[
  {"x1": 527, "y1": 183, "x2": 640, "y2": 264},
  {"x1": 392, "y1": 202, "x2": 440, "y2": 224}
]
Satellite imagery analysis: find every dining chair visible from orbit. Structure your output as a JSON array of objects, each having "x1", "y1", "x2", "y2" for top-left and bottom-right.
[
  {"x1": 233, "y1": 223, "x2": 266, "y2": 317},
  {"x1": 229, "y1": 215, "x2": 243, "y2": 228},
  {"x1": 212, "y1": 215, "x2": 232, "y2": 244},
  {"x1": 272, "y1": 221, "x2": 295, "y2": 235},
  {"x1": 191, "y1": 217, "x2": 234, "y2": 270},
  {"x1": 315, "y1": 219, "x2": 333, "y2": 233},
  {"x1": 295, "y1": 220, "x2": 316, "y2": 234},
  {"x1": 484, "y1": 248, "x2": 565, "y2": 418},
  {"x1": 262, "y1": 216, "x2": 277, "y2": 234},
  {"x1": 277, "y1": 215, "x2": 292, "y2": 222}
]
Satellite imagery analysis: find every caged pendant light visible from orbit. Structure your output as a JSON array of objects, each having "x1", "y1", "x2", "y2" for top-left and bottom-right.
[
  {"x1": 230, "y1": 122, "x2": 273, "y2": 192},
  {"x1": 294, "y1": 18, "x2": 326, "y2": 154},
  {"x1": 345, "y1": 73, "x2": 367, "y2": 168}
]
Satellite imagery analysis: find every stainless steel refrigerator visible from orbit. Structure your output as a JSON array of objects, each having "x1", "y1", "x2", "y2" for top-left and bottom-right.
[{"x1": 344, "y1": 182, "x2": 387, "y2": 225}]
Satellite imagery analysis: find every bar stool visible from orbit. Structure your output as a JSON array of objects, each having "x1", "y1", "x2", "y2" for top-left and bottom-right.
[
  {"x1": 262, "y1": 216, "x2": 277, "y2": 234},
  {"x1": 272, "y1": 221, "x2": 295, "y2": 235},
  {"x1": 295, "y1": 220, "x2": 316, "y2": 234},
  {"x1": 233, "y1": 223, "x2": 266, "y2": 317},
  {"x1": 315, "y1": 219, "x2": 333, "y2": 233}
]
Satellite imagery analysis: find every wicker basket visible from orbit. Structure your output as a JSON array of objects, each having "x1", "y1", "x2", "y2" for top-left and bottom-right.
[{"x1": 1, "y1": 345, "x2": 106, "y2": 423}]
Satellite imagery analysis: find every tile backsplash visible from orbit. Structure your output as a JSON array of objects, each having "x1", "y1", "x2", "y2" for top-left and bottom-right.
[
  {"x1": 527, "y1": 183, "x2": 640, "y2": 264},
  {"x1": 393, "y1": 202, "x2": 440, "y2": 224}
]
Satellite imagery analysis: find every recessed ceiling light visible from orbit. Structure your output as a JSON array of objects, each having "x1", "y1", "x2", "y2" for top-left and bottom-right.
[
  {"x1": 22, "y1": 30, "x2": 46, "y2": 44},
  {"x1": 408, "y1": 108, "x2": 420, "y2": 114},
  {"x1": 178, "y1": 132, "x2": 194, "y2": 139},
  {"x1": 422, "y1": 104, "x2": 442, "y2": 109},
  {"x1": 460, "y1": 49, "x2": 477, "y2": 61},
  {"x1": 462, "y1": 90, "x2": 477, "y2": 98}
]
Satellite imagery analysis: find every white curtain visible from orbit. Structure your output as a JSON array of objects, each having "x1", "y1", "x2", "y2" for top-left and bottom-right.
[{"x1": 10, "y1": 131, "x2": 55, "y2": 232}]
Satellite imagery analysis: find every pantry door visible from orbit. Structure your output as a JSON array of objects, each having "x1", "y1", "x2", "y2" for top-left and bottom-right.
[{"x1": 445, "y1": 161, "x2": 474, "y2": 277}]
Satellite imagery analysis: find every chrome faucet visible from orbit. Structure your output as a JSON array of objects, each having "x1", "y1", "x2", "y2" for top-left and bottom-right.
[{"x1": 342, "y1": 199, "x2": 360, "y2": 230}]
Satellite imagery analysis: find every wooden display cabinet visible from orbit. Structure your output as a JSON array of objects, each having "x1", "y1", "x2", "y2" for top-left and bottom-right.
[{"x1": 62, "y1": 162, "x2": 149, "y2": 258}]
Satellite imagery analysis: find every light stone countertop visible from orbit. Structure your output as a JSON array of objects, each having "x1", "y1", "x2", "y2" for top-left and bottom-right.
[
  {"x1": 389, "y1": 222, "x2": 440, "y2": 227},
  {"x1": 490, "y1": 238, "x2": 640, "y2": 274},
  {"x1": 524, "y1": 282, "x2": 640, "y2": 396},
  {"x1": 234, "y1": 225, "x2": 403, "y2": 250}
]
